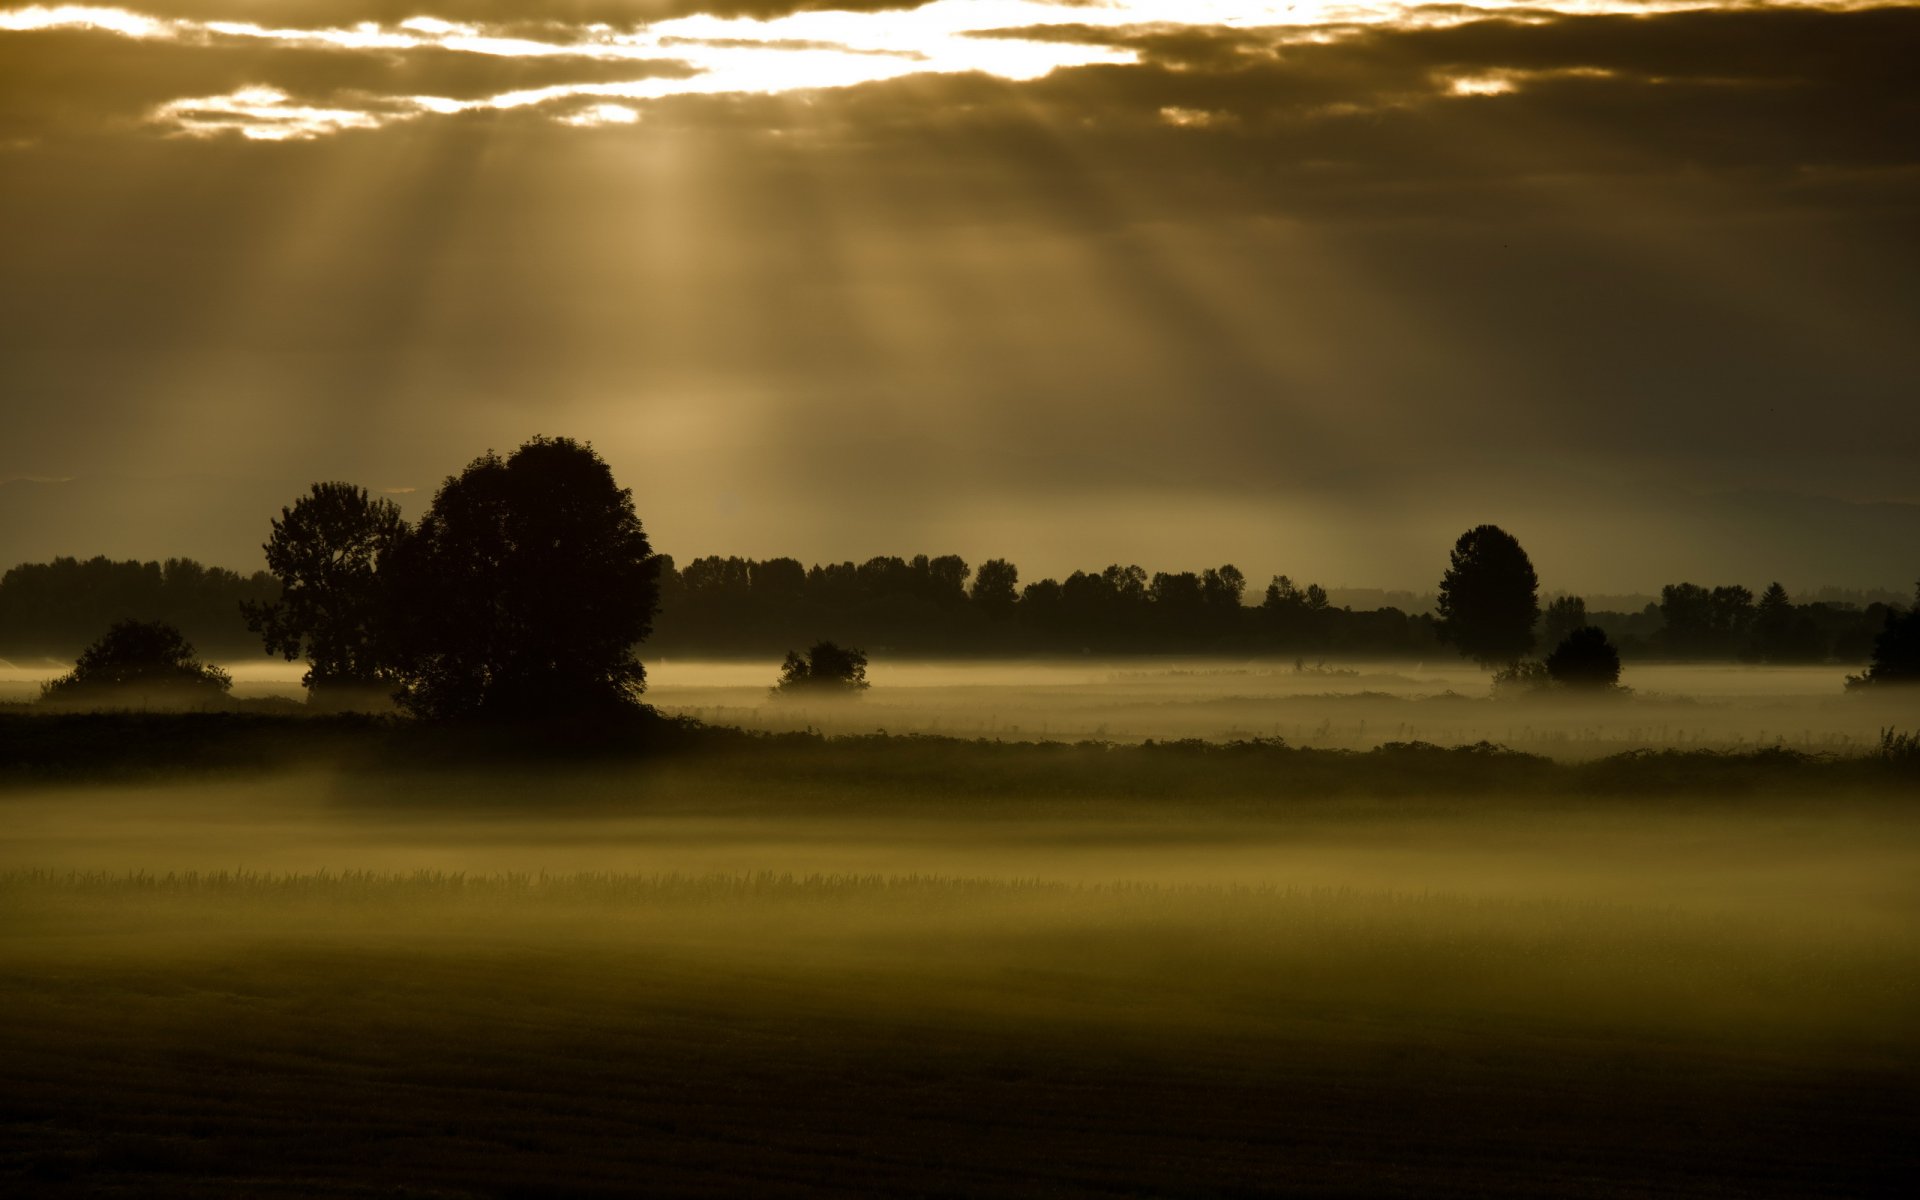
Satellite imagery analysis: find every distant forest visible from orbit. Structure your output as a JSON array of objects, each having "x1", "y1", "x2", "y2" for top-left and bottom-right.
[{"x1": 0, "y1": 552, "x2": 1903, "y2": 665}]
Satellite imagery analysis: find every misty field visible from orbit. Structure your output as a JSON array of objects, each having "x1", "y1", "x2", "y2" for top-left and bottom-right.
[
  {"x1": 8, "y1": 656, "x2": 1910, "y2": 758},
  {"x1": 4, "y1": 756, "x2": 1917, "y2": 1196}
]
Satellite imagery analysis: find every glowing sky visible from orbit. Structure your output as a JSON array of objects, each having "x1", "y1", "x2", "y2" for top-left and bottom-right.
[
  {"x1": 1, "y1": 1, "x2": 1916, "y2": 588},
  {"x1": 0, "y1": 1, "x2": 1893, "y2": 138}
]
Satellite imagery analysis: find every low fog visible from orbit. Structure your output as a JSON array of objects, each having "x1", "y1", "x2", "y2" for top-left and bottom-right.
[{"x1": 8, "y1": 655, "x2": 1904, "y2": 757}]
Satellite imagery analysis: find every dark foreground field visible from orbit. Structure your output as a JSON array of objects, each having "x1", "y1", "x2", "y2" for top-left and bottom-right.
[
  {"x1": 7, "y1": 874, "x2": 1917, "y2": 1199},
  {"x1": 3, "y1": 719, "x2": 1917, "y2": 1196}
]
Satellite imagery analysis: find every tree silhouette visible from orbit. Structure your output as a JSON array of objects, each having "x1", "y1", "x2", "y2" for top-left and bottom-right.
[
  {"x1": 1542, "y1": 595, "x2": 1587, "y2": 652},
  {"x1": 386, "y1": 437, "x2": 660, "y2": 720},
  {"x1": 243, "y1": 482, "x2": 407, "y2": 704},
  {"x1": 1846, "y1": 582, "x2": 1920, "y2": 688},
  {"x1": 772, "y1": 641, "x2": 869, "y2": 696},
  {"x1": 1436, "y1": 525, "x2": 1539, "y2": 667},
  {"x1": 1545, "y1": 626, "x2": 1622, "y2": 688},
  {"x1": 40, "y1": 619, "x2": 231, "y2": 708},
  {"x1": 971, "y1": 559, "x2": 1019, "y2": 620}
]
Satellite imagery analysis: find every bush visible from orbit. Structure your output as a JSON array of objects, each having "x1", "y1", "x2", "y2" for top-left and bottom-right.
[
  {"x1": 1545, "y1": 626, "x2": 1622, "y2": 688},
  {"x1": 39, "y1": 620, "x2": 232, "y2": 711},
  {"x1": 772, "y1": 642, "x2": 870, "y2": 697}
]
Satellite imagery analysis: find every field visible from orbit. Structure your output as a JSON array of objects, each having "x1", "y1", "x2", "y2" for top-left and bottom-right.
[
  {"x1": 6, "y1": 656, "x2": 1907, "y2": 757},
  {"x1": 3, "y1": 726, "x2": 1918, "y2": 1196}
]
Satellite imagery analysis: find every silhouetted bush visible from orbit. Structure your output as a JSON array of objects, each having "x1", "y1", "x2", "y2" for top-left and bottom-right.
[
  {"x1": 1845, "y1": 586, "x2": 1918, "y2": 689},
  {"x1": 1546, "y1": 627, "x2": 1623, "y2": 688},
  {"x1": 773, "y1": 641, "x2": 870, "y2": 697},
  {"x1": 39, "y1": 620, "x2": 232, "y2": 710}
]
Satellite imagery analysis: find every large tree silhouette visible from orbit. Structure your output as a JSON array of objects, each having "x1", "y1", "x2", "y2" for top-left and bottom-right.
[
  {"x1": 1436, "y1": 525, "x2": 1540, "y2": 667},
  {"x1": 387, "y1": 437, "x2": 660, "y2": 720},
  {"x1": 243, "y1": 482, "x2": 407, "y2": 703}
]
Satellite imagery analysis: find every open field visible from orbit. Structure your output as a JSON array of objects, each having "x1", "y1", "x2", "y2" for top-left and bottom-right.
[{"x1": 3, "y1": 752, "x2": 1918, "y2": 1196}]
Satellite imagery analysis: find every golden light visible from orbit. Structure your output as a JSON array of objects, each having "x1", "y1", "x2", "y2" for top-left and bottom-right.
[{"x1": 0, "y1": 1, "x2": 1893, "y2": 139}]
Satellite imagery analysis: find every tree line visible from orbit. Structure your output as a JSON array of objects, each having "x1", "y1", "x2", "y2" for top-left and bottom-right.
[
  {"x1": 2, "y1": 436, "x2": 1915, "y2": 717},
  {"x1": 652, "y1": 555, "x2": 1441, "y2": 657},
  {"x1": 4, "y1": 551, "x2": 1901, "y2": 667},
  {"x1": 1, "y1": 546, "x2": 1908, "y2": 671}
]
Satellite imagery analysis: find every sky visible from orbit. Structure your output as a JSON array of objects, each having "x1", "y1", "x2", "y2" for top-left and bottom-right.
[{"x1": 1, "y1": 0, "x2": 1916, "y2": 593}]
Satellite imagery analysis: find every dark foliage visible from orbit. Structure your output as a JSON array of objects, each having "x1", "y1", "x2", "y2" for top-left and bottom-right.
[
  {"x1": 651, "y1": 554, "x2": 1437, "y2": 657},
  {"x1": 1659, "y1": 583, "x2": 1758, "y2": 657},
  {"x1": 1436, "y1": 526, "x2": 1540, "y2": 667},
  {"x1": 385, "y1": 436, "x2": 661, "y2": 720},
  {"x1": 1846, "y1": 584, "x2": 1920, "y2": 688},
  {"x1": 242, "y1": 482, "x2": 408, "y2": 701},
  {"x1": 1541, "y1": 595, "x2": 1588, "y2": 651},
  {"x1": 773, "y1": 641, "x2": 870, "y2": 696},
  {"x1": 1545, "y1": 626, "x2": 1623, "y2": 688},
  {"x1": 0, "y1": 556, "x2": 276, "y2": 659},
  {"x1": 5, "y1": 712, "x2": 1917, "y2": 798},
  {"x1": 38, "y1": 620, "x2": 231, "y2": 709}
]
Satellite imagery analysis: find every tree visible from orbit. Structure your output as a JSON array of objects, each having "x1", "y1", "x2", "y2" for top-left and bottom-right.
[
  {"x1": 40, "y1": 620, "x2": 231, "y2": 709},
  {"x1": 242, "y1": 482, "x2": 407, "y2": 704},
  {"x1": 971, "y1": 559, "x2": 1019, "y2": 619},
  {"x1": 772, "y1": 641, "x2": 869, "y2": 696},
  {"x1": 1545, "y1": 626, "x2": 1622, "y2": 688},
  {"x1": 1436, "y1": 525, "x2": 1540, "y2": 667},
  {"x1": 1846, "y1": 582, "x2": 1920, "y2": 688},
  {"x1": 1658, "y1": 582, "x2": 1756, "y2": 657},
  {"x1": 385, "y1": 436, "x2": 661, "y2": 720},
  {"x1": 1748, "y1": 581, "x2": 1824, "y2": 663},
  {"x1": 1542, "y1": 595, "x2": 1587, "y2": 651}
]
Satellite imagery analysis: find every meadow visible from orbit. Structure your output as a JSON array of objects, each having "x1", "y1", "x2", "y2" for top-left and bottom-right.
[
  {"x1": 3, "y1": 728, "x2": 1917, "y2": 1195},
  {"x1": 2, "y1": 655, "x2": 1915, "y2": 1194}
]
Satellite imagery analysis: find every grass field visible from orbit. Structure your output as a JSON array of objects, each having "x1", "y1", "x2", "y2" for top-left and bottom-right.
[{"x1": 4, "y1": 746, "x2": 1917, "y2": 1196}]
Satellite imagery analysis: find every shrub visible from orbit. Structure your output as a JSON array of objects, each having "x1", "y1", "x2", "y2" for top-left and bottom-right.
[
  {"x1": 40, "y1": 620, "x2": 232, "y2": 710},
  {"x1": 772, "y1": 642, "x2": 870, "y2": 697},
  {"x1": 1545, "y1": 626, "x2": 1623, "y2": 688}
]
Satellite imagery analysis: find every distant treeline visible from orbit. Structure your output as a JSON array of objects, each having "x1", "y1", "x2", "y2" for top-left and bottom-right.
[
  {"x1": 0, "y1": 557, "x2": 277, "y2": 660},
  {"x1": 0, "y1": 552, "x2": 1903, "y2": 665},
  {"x1": 652, "y1": 556, "x2": 1439, "y2": 657},
  {"x1": 650, "y1": 556, "x2": 1897, "y2": 663}
]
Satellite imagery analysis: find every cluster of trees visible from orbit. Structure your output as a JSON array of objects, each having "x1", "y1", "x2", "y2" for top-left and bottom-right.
[
  {"x1": 1650, "y1": 582, "x2": 1892, "y2": 662},
  {"x1": 245, "y1": 438, "x2": 661, "y2": 718},
  {"x1": 27, "y1": 438, "x2": 664, "y2": 718},
  {"x1": 1436, "y1": 525, "x2": 1620, "y2": 691},
  {"x1": 0, "y1": 556, "x2": 276, "y2": 660},
  {"x1": 654, "y1": 555, "x2": 1440, "y2": 657},
  {"x1": 1432, "y1": 526, "x2": 1920, "y2": 691},
  {"x1": 6, "y1": 434, "x2": 1917, "y2": 716}
]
